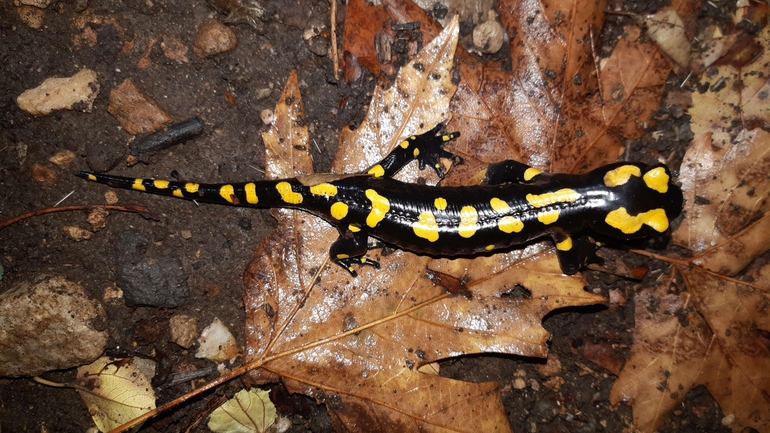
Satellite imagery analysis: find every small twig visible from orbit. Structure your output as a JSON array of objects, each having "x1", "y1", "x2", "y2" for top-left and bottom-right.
[
  {"x1": 330, "y1": 0, "x2": 339, "y2": 80},
  {"x1": 0, "y1": 204, "x2": 147, "y2": 231}
]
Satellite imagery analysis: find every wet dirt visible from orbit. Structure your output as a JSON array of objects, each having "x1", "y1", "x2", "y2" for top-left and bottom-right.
[{"x1": 0, "y1": 0, "x2": 730, "y2": 432}]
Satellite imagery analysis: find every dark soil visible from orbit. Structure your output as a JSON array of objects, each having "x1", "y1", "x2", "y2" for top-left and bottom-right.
[{"x1": 0, "y1": 0, "x2": 729, "y2": 432}]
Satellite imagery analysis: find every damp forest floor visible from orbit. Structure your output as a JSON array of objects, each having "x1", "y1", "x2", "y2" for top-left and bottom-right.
[{"x1": 0, "y1": 0, "x2": 728, "y2": 432}]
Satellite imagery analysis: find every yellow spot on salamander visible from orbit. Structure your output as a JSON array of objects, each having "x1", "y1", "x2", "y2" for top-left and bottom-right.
[
  {"x1": 348, "y1": 224, "x2": 361, "y2": 233},
  {"x1": 524, "y1": 167, "x2": 541, "y2": 181},
  {"x1": 185, "y1": 183, "x2": 200, "y2": 193},
  {"x1": 153, "y1": 179, "x2": 169, "y2": 189},
  {"x1": 413, "y1": 148, "x2": 420, "y2": 157},
  {"x1": 365, "y1": 189, "x2": 390, "y2": 228},
  {"x1": 309, "y1": 183, "x2": 338, "y2": 197},
  {"x1": 605, "y1": 207, "x2": 669, "y2": 234},
  {"x1": 498, "y1": 216, "x2": 524, "y2": 233},
  {"x1": 490, "y1": 198, "x2": 509, "y2": 213},
  {"x1": 368, "y1": 164, "x2": 385, "y2": 178},
  {"x1": 643, "y1": 167, "x2": 669, "y2": 193},
  {"x1": 537, "y1": 209, "x2": 560, "y2": 225},
  {"x1": 219, "y1": 184, "x2": 235, "y2": 203},
  {"x1": 87, "y1": 174, "x2": 97, "y2": 181},
  {"x1": 331, "y1": 202, "x2": 349, "y2": 220},
  {"x1": 604, "y1": 165, "x2": 641, "y2": 187},
  {"x1": 173, "y1": 189, "x2": 184, "y2": 198},
  {"x1": 458, "y1": 206, "x2": 478, "y2": 238},
  {"x1": 132, "y1": 179, "x2": 146, "y2": 191},
  {"x1": 245, "y1": 183, "x2": 258, "y2": 204},
  {"x1": 556, "y1": 237, "x2": 573, "y2": 251},
  {"x1": 276, "y1": 182, "x2": 303, "y2": 204},
  {"x1": 399, "y1": 140, "x2": 410, "y2": 149},
  {"x1": 442, "y1": 134, "x2": 453, "y2": 142},
  {"x1": 526, "y1": 189, "x2": 580, "y2": 208},
  {"x1": 337, "y1": 254, "x2": 350, "y2": 259},
  {"x1": 485, "y1": 244, "x2": 495, "y2": 251},
  {"x1": 413, "y1": 211, "x2": 439, "y2": 242},
  {"x1": 434, "y1": 197, "x2": 447, "y2": 210}
]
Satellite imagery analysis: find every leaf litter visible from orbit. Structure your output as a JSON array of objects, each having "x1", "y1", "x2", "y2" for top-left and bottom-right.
[{"x1": 610, "y1": 6, "x2": 770, "y2": 432}]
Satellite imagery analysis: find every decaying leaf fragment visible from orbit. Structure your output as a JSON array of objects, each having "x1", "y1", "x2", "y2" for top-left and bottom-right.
[
  {"x1": 76, "y1": 357, "x2": 156, "y2": 432},
  {"x1": 208, "y1": 389, "x2": 277, "y2": 433}
]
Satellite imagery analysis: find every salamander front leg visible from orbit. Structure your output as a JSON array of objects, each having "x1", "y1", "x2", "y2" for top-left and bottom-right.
[
  {"x1": 483, "y1": 160, "x2": 543, "y2": 185},
  {"x1": 552, "y1": 232, "x2": 601, "y2": 275},
  {"x1": 365, "y1": 123, "x2": 462, "y2": 179},
  {"x1": 329, "y1": 229, "x2": 381, "y2": 276}
]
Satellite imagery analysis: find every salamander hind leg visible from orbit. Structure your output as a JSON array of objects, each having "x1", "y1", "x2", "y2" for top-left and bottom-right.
[
  {"x1": 552, "y1": 233, "x2": 601, "y2": 275},
  {"x1": 329, "y1": 229, "x2": 381, "y2": 276}
]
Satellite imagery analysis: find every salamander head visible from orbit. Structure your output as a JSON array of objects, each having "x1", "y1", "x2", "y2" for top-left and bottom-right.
[{"x1": 588, "y1": 162, "x2": 684, "y2": 239}]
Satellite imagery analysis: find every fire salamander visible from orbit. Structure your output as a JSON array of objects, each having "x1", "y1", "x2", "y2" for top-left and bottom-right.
[{"x1": 78, "y1": 124, "x2": 684, "y2": 275}]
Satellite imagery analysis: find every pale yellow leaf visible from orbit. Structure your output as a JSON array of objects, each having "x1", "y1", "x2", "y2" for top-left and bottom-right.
[
  {"x1": 208, "y1": 389, "x2": 277, "y2": 433},
  {"x1": 75, "y1": 357, "x2": 155, "y2": 432}
]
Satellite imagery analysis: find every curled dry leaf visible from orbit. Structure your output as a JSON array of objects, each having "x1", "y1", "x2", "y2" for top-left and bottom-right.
[
  {"x1": 76, "y1": 357, "x2": 155, "y2": 432},
  {"x1": 242, "y1": 18, "x2": 604, "y2": 432},
  {"x1": 208, "y1": 389, "x2": 277, "y2": 433}
]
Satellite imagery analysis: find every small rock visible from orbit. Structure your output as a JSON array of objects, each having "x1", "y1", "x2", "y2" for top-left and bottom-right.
[
  {"x1": 87, "y1": 207, "x2": 109, "y2": 231},
  {"x1": 17, "y1": 68, "x2": 99, "y2": 116},
  {"x1": 102, "y1": 285, "x2": 123, "y2": 304},
  {"x1": 254, "y1": 87, "x2": 272, "y2": 100},
  {"x1": 15, "y1": 4, "x2": 44, "y2": 29},
  {"x1": 193, "y1": 19, "x2": 237, "y2": 58},
  {"x1": 260, "y1": 109, "x2": 274, "y2": 125},
  {"x1": 180, "y1": 230, "x2": 192, "y2": 239},
  {"x1": 170, "y1": 314, "x2": 198, "y2": 349},
  {"x1": 513, "y1": 377, "x2": 527, "y2": 389},
  {"x1": 63, "y1": 226, "x2": 93, "y2": 241},
  {"x1": 0, "y1": 275, "x2": 108, "y2": 377},
  {"x1": 161, "y1": 34, "x2": 190, "y2": 63},
  {"x1": 49, "y1": 150, "x2": 76, "y2": 168},
  {"x1": 108, "y1": 78, "x2": 172, "y2": 135},
  {"x1": 472, "y1": 14, "x2": 504, "y2": 54},
  {"x1": 13, "y1": 0, "x2": 53, "y2": 8},
  {"x1": 196, "y1": 317, "x2": 239, "y2": 363},
  {"x1": 31, "y1": 162, "x2": 57, "y2": 184},
  {"x1": 104, "y1": 190, "x2": 119, "y2": 204},
  {"x1": 116, "y1": 230, "x2": 189, "y2": 307}
]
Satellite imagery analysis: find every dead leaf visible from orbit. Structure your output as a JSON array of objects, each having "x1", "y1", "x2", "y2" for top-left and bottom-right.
[
  {"x1": 633, "y1": 6, "x2": 692, "y2": 70},
  {"x1": 610, "y1": 270, "x2": 770, "y2": 433},
  {"x1": 208, "y1": 389, "x2": 277, "y2": 433},
  {"x1": 242, "y1": 19, "x2": 604, "y2": 431},
  {"x1": 687, "y1": 25, "x2": 770, "y2": 148},
  {"x1": 674, "y1": 128, "x2": 770, "y2": 256},
  {"x1": 76, "y1": 357, "x2": 156, "y2": 432}
]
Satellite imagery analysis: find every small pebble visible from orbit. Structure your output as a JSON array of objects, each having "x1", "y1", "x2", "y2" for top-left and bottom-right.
[
  {"x1": 513, "y1": 377, "x2": 527, "y2": 389},
  {"x1": 108, "y1": 78, "x2": 172, "y2": 135},
  {"x1": 169, "y1": 314, "x2": 199, "y2": 349},
  {"x1": 63, "y1": 226, "x2": 92, "y2": 241},
  {"x1": 49, "y1": 150, "x2": 76, "y2": 168},
  {"x1": 17, "y1": 68, "x2": 99, "y2": 116},
  {"x1": 193, "y1": 19, "x2": 237, "y2": 58}
]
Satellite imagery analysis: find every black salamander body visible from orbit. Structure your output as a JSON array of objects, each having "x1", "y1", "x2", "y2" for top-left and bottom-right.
[{"x1": 78, "y1": 125, "x2": 683, "y2": 275}]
